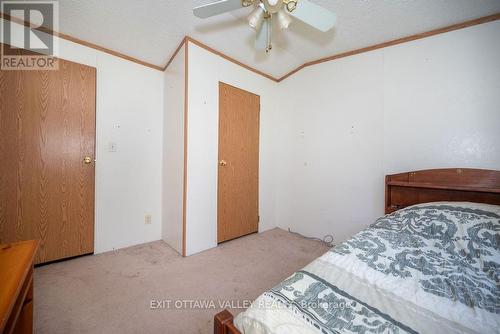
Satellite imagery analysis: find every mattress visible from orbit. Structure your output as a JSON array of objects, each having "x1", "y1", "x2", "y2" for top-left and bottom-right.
[{"x1": 235, "y1": 202, "x2": 500, "y2": 334}]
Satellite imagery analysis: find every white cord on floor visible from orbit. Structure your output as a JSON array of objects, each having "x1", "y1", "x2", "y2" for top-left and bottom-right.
[{"x1": 287, "y1": 228, "x2": 335, "y2": 247}]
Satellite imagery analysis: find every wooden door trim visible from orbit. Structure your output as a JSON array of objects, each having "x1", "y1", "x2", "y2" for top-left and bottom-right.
[{"x1": 91, "y1": 66, "x2": 97, "y2": 255}]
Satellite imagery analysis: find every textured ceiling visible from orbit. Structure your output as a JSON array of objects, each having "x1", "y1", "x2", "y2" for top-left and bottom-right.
[{"x1": 26, "y1": 1, "x2": 500, "y2": 77}]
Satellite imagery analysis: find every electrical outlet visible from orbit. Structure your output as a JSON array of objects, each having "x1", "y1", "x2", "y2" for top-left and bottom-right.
[{"x1": 145, "y1": 215, "x2": 152, "y2": 224}]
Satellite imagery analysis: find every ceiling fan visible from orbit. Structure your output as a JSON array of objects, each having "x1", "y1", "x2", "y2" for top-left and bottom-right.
[{"x1": 193, "y1": 0, "x2": 336, "y2": 52}]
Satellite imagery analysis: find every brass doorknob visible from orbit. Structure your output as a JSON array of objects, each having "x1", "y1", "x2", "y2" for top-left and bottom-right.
[
  {"x1": 83, "y1": 156, "x2": 92, "y2": 164},
  {"x1": 219, "y1": 160, "x2": 227, "y2": 167}
]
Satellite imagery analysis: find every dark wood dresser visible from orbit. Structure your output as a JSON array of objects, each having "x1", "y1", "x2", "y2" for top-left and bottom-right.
[{"x1": 0, "y1": 240, "x2": 38, "y2": 334}]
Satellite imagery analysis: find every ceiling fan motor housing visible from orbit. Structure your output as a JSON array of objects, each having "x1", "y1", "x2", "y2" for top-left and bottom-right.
[
  {"x1": 243, "y1": 0, "x2": 298, "y2": 14},
  {"x1": 263, "y1": 0, "x2": 283, "y2": 14},
  {"x1": 194, "y1": 0, "x2": 335, "y2": 53}
]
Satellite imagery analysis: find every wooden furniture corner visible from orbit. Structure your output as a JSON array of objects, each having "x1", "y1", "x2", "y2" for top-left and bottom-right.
[
  {"x1": 214, "y1": 310, "x2": 241, "y2": 334},
  {"x1": 0, "y1": 240, "x2": 39, "y2": 334}
]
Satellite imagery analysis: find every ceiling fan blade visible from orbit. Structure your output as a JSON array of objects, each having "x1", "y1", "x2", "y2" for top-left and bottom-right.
[
  {"x1": 255, "y1": 19, "x2": 269, "y2": 50},
  {"x1": 193, "y1": 0, "x2": 243, "y2": 18},
  {"x1": 289, "y1": 0, "x2": 336, "y2": 32}
]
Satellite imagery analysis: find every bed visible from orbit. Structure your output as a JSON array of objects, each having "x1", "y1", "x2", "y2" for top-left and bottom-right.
[{"x1": 214, "y1": 168, "x2": 500, "y2": 334}]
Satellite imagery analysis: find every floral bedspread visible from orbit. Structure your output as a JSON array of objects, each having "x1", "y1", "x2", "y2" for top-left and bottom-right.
[{"x1": 235, "y1": 202, "x2": 500, "y2": 334}]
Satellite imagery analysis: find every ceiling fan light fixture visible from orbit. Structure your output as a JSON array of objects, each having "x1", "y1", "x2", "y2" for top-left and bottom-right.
[
  {"x1": 263, "y1": 0, "x2": 283, "y2": 14},
  {"x1": 193, "y1": 0, "x2": 336, "y2": 53},
  {"x1": 283, "y1": 0, "x2": 297, "y2": 12},
  {"x1": 242, "y1": 0, "x2": 256, "y2": 7},
  {"x1": 248, "y1": 5, "x2": 265, "y2": 30},
  {"x1": 277, "y1": 9, "x2": 292, "y2": 29}
]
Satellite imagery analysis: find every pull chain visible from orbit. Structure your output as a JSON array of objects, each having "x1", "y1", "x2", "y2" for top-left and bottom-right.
[{"x1": 266, "y1": 15, "x2": 273, "y2": 53}]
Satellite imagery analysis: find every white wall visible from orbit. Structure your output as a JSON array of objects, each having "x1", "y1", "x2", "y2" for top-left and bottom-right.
[
  {"x1": 94, "y1": 52, "x2": 163, "y2": 254},
  {"x1": 4, "y1": 17, "x2": 499, "y2": 256},
  {"x1": 382, "y1": 21, "x2": 500, "y2": 173},
  {"x1": 275, "y1": 20, "x2": 500, "y2": 244},
  {"x1": 162, "y1": 46, "x2": 185, "y2": 254},
  {"x1": 185, "y1": 41, "x2": 279, "y2": 256},
  {"x1": 275, "y1": 52, "x2": 385, "y2": 244},
  {"x1": 1, "y1": 18, "x2": 164, "y2": 253}
]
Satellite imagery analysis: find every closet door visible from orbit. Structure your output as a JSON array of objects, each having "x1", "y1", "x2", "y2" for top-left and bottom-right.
[
  {"x1": 217, "y1": 82, "x2": 260, "y2": 243},
  {"x1": 0, "y1": 57, "x2": 96, "y2": 264}
]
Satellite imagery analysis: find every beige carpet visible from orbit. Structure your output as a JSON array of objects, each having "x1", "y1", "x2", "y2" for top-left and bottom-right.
[{"x1": 34, "y1": 228, "x2": 330, "y2": 334}]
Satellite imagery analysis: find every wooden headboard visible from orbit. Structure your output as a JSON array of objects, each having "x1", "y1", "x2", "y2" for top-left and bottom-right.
[{"x1": 385, "y1": 168, "x2": 500, "y2": 214}]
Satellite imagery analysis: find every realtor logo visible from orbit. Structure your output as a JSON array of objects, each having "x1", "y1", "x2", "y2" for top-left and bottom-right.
[{"x1": 1, "y1": 0, "x2": 59, "y2": 70}]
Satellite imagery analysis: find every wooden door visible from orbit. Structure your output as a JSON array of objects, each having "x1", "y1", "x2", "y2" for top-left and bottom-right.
[
  {"x1": 0, "y1": 57, "x2": 96, "y2": 264},
  {"x1": 218, "y1": 82, "x2": 260, "y2": 243}
]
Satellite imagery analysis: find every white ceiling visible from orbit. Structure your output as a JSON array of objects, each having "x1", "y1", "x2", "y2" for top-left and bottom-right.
[{"x1": 50, "y1": 1, "x2": 500, "y2": 77}]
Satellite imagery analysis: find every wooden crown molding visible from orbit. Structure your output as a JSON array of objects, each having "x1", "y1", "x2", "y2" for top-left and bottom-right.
[
  {"x1": 277, "y1": 12, "x2": 500, "y2": 82},
  {"x1": 165, "y1": 13, "x2": 500, "y2": 82},
  {"x1": 0, "y1": 12, "x2": 164, "y2": 71},
  {"x1": 2, "y1": 11, "x2": 499, "y2": 80},
  {"x1": 185, "y1": 37, "x2": 280, "y2": 82},
  {"x1": 163, "y1": 36, "x2": 280, "y2": 82},
  {"x1": 163, "y1": 37, "x2": 188, "y2": 71}
]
